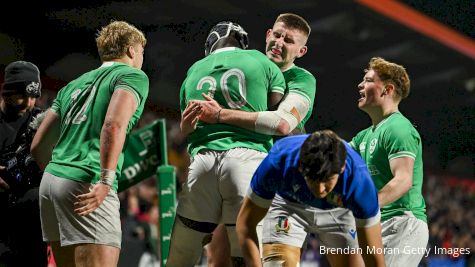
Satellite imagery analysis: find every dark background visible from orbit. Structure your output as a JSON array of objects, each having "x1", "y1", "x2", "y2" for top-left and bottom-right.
[{"x1": 0, "y1": 0, "x2": 473, "y2": 176}]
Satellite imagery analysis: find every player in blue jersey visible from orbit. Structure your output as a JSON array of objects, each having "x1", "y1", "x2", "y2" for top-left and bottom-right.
[{"x1": 237, "y1": 130, "x2": 385, "y2": 267}]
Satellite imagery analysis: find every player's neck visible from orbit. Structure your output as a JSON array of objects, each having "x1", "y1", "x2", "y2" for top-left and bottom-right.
[
  {"x1": 368, "y1": 103, "x2": 399, "y2": 126},
  {"x1": 110, "y1": 57, "x2": 133, "y2": 68},
  {"x1": 280, "y1": 63, "x2": 295, "y2": 72}
]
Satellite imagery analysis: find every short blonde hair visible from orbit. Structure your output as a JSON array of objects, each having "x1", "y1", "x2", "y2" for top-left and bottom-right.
[
  {"x1": 367, "y1": 57, "x2": 411, "y2": 100},
  {"x1": 275, "y1": 13, "x2": 311, "y2": 38},
  {"x1": 96, "y1": 21, "x2": 146, "y2": 61}
]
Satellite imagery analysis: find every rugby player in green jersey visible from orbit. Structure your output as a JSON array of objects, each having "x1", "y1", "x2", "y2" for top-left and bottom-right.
[
  {"x1": 198, "y1": 13, "x2": 316, "y2": 136},
  {"x1": 166, "y1": 21, "x2": 286, "y2": 266},
  {"x1": 31, "y1": 21, "x2": 149, "y2": 267},
  {"x1": 197, "y1": 13, "x2": 316, "y2": 266},
  {"x1": 350, "y1": 57, "x2": 428, "y2": 266}
]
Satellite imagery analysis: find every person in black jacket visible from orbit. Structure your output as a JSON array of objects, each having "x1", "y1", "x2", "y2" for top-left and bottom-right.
[{"x1": 0, "y1": 61, "x2": 47, "y2": 266}]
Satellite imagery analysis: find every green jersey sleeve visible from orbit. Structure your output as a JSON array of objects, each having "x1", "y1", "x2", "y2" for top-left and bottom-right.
[
  {"x1": 285, "y1": 67, "x2": 316, "y2": 104},
  {"x1": 383, "y1": 122, "x2": 420, "y2": 161},
  {"x1": 114, "y1": 69, "x2": 149, "y2": 132},
  {"x1": 50, "y1": 92, "x2": 62, "y2": 115},
  {"x1": 114, "y1": 69, "x2": 149, "y2": 108},
  {"x1": 282, "y1": 66, "x2": 316, "y2": 129},
  {"x1": 268, "y1": 62, "x2": 286, "y2": 95}
]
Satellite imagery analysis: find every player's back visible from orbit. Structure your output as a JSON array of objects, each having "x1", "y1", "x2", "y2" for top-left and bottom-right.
[
  {"x1": 261, "y1": 135, "x2": 377, "y2": 211},
  {"x1": 181, "y1": 47, "x2": 285, "y2": 156},
  {"x1": 45, "y1": 62, "x2": 149, "y2": 187}
]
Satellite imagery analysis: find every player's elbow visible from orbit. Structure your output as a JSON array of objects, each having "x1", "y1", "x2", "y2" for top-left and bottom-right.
[
  {"x1": 274, "y1": 120, "x2": 291, "y2": 136},
  {"x1": 30, "y1": 140, "x2": 39, "y2": 156},
  {"x1": 102, "y1": 120, "x2": 125, "y2": 136}
]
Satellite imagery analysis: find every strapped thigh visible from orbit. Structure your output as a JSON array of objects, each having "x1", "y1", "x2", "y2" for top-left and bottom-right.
[
  {"x1": 262, "y1": 243, "x2": 301, "y2": 267},
  {"x1": 167, "y1": 216, "x2": 217, "y2": 266}
]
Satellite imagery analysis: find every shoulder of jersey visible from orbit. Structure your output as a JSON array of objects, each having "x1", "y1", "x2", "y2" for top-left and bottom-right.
[{"x1": 291, "y1": 65, "x2": 315, "y2": 79}]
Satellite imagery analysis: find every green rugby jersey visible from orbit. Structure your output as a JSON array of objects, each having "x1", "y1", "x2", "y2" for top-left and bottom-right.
[
  {"x1": 350, "y1": 112, "x2": 426, "y2": 222},
  {"x1": 180, "y1": 47, "x2": 286, "y2": 156},
  {"x1": 45, "y1": 62, "x2": 149, "y2": 191},
  {"x1": 282, "y1": 65, "x2": 316, "y2": 130}
]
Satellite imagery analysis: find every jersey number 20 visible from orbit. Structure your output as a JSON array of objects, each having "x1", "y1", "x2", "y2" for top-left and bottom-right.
[{"x1": 197, "y1": 68, "x2": 247, "y2": 109}]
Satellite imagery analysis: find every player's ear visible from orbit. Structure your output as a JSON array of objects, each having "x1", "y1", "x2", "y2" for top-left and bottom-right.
[
  {"x1": 297, "y1": 45, "x2": 307, "y2": 58},
  {"x1": 382, "y1": 84, "x2": 395, "y2": 96},
  {"x1": 265, "y1": 29, "x2": 273, "y2": 40},
  {"x1": 340, "y1": 161, "x2": 346, "y2": 174},
  {"x1": 126, "y1": 45, "x2": 135, "y2": 59}
]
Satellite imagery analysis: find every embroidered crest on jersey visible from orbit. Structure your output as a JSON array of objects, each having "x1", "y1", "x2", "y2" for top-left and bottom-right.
[
  {"x1": 275, "y1": 216, "x2": 291, "y2": 233},
  {"x1": 369, "y1": 138, "x2": 377, "y2": 154},
  {"x1": 359, "y1": 142, "x2": 366, "y2": 153},
  {"x1": 326, "y1": 191, "x2": 343, "y2": 207},
  {"x1": 367, "y1": 165, "x2": 380, "y2": 176}
]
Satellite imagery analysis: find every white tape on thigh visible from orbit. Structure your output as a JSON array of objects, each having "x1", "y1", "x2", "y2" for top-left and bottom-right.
[
  {"x1": 263, "y1": 261, "x2": 300, "y2": 267},
  {"x1": 226, "y1": 226, "x2": 242, "y2": 258},
  {"x1": 263, "y1": 260, "x2": 285, "y2": 267},
  {"x1": 167, "y1": 218, "x2": 209, "y2": 266}
]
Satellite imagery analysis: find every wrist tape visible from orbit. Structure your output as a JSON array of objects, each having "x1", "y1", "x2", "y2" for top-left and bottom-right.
[{"x1": 100, "y1": 168, "x2": 116, "y2": 186}]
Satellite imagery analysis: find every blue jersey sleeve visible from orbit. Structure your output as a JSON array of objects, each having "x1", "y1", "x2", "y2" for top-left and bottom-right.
[
  {"x1": 349, "y1": 164, "x2": 381, "y2": 227},
  {"x1": 248, "y1": 149, "x2": 283, "y2": 208},
  {"x1": 343, "y1": 143, "x2": 381, "y2": 227}
]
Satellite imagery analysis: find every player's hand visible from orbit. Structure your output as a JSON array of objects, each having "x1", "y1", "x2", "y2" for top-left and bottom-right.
[
  {"x1": 0, "y1": 166, "x2": 10, "y2": 192},
  {"x1": 180, "y1": 101, "x2": 202, "y2": 135},
  {"x1": 198, "y1": 93, "x2": 223, "y2": 124},
  {"x1": 74, "y1": 183, "x2": 110, "y2": 216}
]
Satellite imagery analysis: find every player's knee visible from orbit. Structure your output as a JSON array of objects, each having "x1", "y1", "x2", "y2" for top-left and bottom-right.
[{"x1": 262, "y1": 243, "x2": 301, "y2": 267}]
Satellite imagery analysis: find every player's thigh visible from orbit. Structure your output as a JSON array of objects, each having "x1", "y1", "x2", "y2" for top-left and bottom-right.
[
  {"x1": 167, "y1": 216, "x2": 213, "y2": 267},
  {"x1": 49, "y1": 174, "x2": 121, "y2": 248},
  {"x1": 262, "y1": 243, "x2": 301, "y2": 267},
  {"x1": 314, "y1": 208, "x2": 363, "y2": 267},
  {"x1": 50, "y1": 241, "x2": 75, "y2": 267},
  {"x1": 74, "y1": 243, "x2": 120, "y2": 267},
  {"x1": 176, "y1": 151, "x2": 222, "y2": 223},
  {"x1": 220, "y1": 148, "x2": 267, "y2": 223},
  {"x1": 207, "y1": 224, "x2": 232, "y2": 267},
  {"x1": 382, "y1": 212, "x2": 429, "y2": 267},
  {"x1": 316, "y1": 208, "x2": 359, "y2": 249},
  {"x1": 39, "y1": 172, "x2": 60, "y2": 242},
  {"x1": 262, "y1": 196, "x2": 310, "y2": 248}
]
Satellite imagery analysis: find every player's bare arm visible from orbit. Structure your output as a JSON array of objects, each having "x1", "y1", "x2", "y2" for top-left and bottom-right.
[
  {"x1": 31, "y1": 110, "x2": 60, "y2": 170},
  {"x1": 197, "y1": 93, "x2": 298, "y2": 136},
  {"x1": 378, "y1": 157, "x2": 414, "y2": 206},
  {"x1": 357, "y1": 223, "x2": 386, "y2": 267},
  {"x1": 236, "y1": 197, "x2": 269, "y2": 267},
  {"x1": 268, "y1": 91, "x2": 285, "y2": 111},
  {"x1": 74, "y1": 89, "x2": 137, "y2": 216}
]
